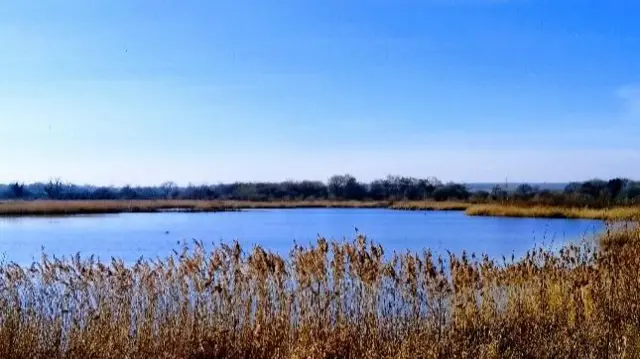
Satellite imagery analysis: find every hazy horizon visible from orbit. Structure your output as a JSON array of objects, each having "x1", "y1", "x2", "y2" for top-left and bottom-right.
[
  {"x1": 2, "y1": 1, "x2": 639, "y2": 185},
  {"x1": 0, "y1": 177, "x2": 581, "y2": 189}
]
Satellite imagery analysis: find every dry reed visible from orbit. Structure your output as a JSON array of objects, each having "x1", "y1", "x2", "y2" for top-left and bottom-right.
[
  {"x1": 0, "y1": 200, "x2": 390, "y2": 216},
  {"x1": 466, "y1": 204, "x2": 640, "y2": 220},
  {"x1": 1, "y1": 225, "x2": 640, "y2": 358},
  {"x1": 4, "y1": 201, "x2": 638, "y2": 221},
  {"x1": 390, "y1": 201, "x2": 471, "y2": 211}
]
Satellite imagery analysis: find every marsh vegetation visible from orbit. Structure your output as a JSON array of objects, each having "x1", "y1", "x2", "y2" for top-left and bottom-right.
[{"x1": 1, "y1": 225, "x2": 639, "y2": 358}]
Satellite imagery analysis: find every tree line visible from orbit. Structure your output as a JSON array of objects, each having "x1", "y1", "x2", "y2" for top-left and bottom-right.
[{"x1": 1, "y1": 176, "x2": 639, "y2": 206}]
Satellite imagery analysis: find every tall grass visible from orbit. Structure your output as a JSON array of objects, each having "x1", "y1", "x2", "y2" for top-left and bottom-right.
[
  {"x1": 466, "y1": 203, "x2": 640, "y2": 220},
  {"x1": 390, "y1": 200, "x2": 471, "y2": 211},
  {"x1": 2, "y1": 226, "x2": 640, "y2": 358},
  {"x1": 0, "y1": 200, "x2": 231, "y2": 216},
  {"x1": 3, "y1": 200, "x2": 640, "y2": 220},
  {"x1": 0, "y1": 200, "x2": 390, "y2": 216}
]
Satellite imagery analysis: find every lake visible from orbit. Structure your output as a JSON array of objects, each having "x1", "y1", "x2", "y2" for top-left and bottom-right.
[{"x1": 0, "y1": 209, "x2": 604, "y2": 265}]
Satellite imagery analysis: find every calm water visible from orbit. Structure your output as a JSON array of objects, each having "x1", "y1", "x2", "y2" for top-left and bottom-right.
[{"x1": 0, "y1": 209, "x2": 603, "y2": 265}]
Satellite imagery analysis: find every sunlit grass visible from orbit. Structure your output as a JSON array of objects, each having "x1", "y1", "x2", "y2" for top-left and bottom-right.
[
  {"x1": 0, "y1": 200, "x2": 390, "y2": 216},
  {"x1": 1, "y1": 225, "x2": 640, "y2": 358},
  {"x1": 2, "y1": 200, "x2": 639, "y2": 221},
  {"x1": 390, "y1": 200, "x2": 471, "y2": 211},
  {"x1": 466, "y1": 203, "x2": 640, "y2": 220}
]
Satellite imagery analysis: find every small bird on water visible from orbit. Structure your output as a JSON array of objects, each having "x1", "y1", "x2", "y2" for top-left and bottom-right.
[{"x1": 165, "y1": 230, "x2": 170, "y2": 235}]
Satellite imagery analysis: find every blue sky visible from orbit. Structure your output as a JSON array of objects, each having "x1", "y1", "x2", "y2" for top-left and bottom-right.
[{"x1": 1, "y1": 0, "x2": 639, "y2": 185}]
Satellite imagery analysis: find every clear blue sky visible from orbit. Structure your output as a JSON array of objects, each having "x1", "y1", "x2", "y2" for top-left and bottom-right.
[{"x1": 1, "y1": 0, "x2": 639, "y2": 185}]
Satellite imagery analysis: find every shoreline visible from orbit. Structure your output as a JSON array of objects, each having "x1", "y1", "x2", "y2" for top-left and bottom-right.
[
  {"x1": 0, "y1": 200, "x2": 391, "y2": 217},
  {"x1": 0, "y1": 200, "x2": 638, "y2": 220},
  {"x1": 465, "y1": 204, "x2": 640, "y2": 221}
]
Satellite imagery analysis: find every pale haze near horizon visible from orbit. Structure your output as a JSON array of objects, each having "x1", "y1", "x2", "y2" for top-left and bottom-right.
[{"x1": 1, "y1": 1, "x2": 639, "y2": 186}]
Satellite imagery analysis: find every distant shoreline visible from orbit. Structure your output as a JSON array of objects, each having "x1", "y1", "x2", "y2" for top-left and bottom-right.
[
  {"x1": 0, "y1": 200, "x2": 392, "y2": 217},
  {"x1": 0, "y1": 200, "x2": 638, "y2": 220},
  {"x1": 464, "y1": 204, "x2": 640, "y2": 221}
]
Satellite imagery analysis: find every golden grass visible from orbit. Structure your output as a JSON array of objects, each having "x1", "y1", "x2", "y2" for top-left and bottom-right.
[
  {"x1": 3, "y1": 200, "x2": 639, "y2": 221},
  {"x1": 390, "y1": 200, "x2": 471, "y2": 211},
  {"x1": 0, "y1": 200, "x2": 391, "y2": 216},
  {"x1": 466, "y1": 203, "x2": 640, "y2": 220},
  {"x1": 224, "y1": 199, "x2": 390, "y2": 209},
  {"x1": 0, "y1": 200, "x2": 228, "y2": 216},
  {"x1": 2, "y1": 225, "x2": 640, "y2": 358}
]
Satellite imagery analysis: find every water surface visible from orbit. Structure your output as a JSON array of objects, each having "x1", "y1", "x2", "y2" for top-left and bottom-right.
[{"x1": 0, "y1": 209, "x2": 603, "y2": 265}]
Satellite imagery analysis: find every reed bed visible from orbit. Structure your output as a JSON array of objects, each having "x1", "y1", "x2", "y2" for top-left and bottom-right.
[
  {"x1": 4, "y1": 200, "x2": 639, "y2": 221},
  {"x1": 224, "y1": 200, "x2": 389, "y2": 209},
  {"x1": 390, "y1": 201, "x2": 471, "y2": 211},
  {"x1": 0, "y1": 200, "x2": 390, "y2": 216},
  {"x1": 0, "y1": 200, "x2": 466, "y2": 217},
  {"x1": 2, "y1": 226, "x2": 640, "y2": 358},
  {"x1": 466, "y1": 204, "x2": 640, "y2": 220}
]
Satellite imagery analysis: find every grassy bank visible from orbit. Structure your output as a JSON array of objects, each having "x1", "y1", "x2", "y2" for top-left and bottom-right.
[
  {"x1": 0, "y1": 200, "x2": 230, "y2": 216},
  {"x1": 2, "y1": 200, "x2": 639, "y2": 220},
  {"x1": 1, "y1": 226, "x2": 640, "y2": 358},
  {"x1": 0, "y1": 200, "x2": 392, "y2": 216},
  {"x1": 0, "y1": 199, "x2": 464, "y2": 217},
  {"x1": 390, "y1": 200, "x2": 471, "y2": 211},
  {"x1": 466, "y1": 203, "x2": 640, "y2": 220}
]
